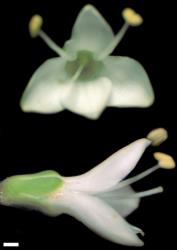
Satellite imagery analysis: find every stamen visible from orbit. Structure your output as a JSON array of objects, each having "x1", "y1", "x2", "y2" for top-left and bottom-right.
[
  {"x1": 131, "y1": 186, "x2": 164, "y2": 198},
  {"x1": 69, "y1": 64, "x2": 86, "y2": 83},
  {"x1": 38, "y1": 30, "x2": 74, "y2": 60},
  {"x1": 122, "y1": 8, "x2": 143, "y2": 26},
  {"x1": 96, "y1": 23, "x2": 129, "y2": 60},
  {"x1": 117, "y1": 186, "x2": 163, "y2": 199},
  {"x1": 154, "y1": 152, "x2": 176, "y2": 169},
  {"x1": 116, "y1": 165, "x2": 160, "y2": 189},
  {"x1": 96, "y1": 8, "x2": 143, "y2": 60},
  {"x1": 147, "y1": 128, "x2": 168, "y2": 146},
  {"x1": 29, "y1": 15, "x2": 74, "y2": 60}
]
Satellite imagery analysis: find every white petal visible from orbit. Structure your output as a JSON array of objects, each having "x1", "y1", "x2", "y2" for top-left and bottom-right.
[
  {"x1": 97, "y1": 186, "x2": 140, "y2": 217},
  {"x1": 20, "y1": 58, "x2": 68, "y2": 113},
  {"x1": 103, "y1": 56, "x2": 154, "y2": 107},
  {"x1": 64, "y1": 138, "x2": 151, "y2": 193},
  {"x1": 130, "y1": 225, "x2": 144, "y2": 236},
  {"x1": 61, "y1": 78, "x2": 112, "y2": 119},
  {"x1": 54, "y1": 190, "x2": 143, "y2": 246},
  {"x1": 64, "y1": 5, "x2": 114, "y2": 57}
]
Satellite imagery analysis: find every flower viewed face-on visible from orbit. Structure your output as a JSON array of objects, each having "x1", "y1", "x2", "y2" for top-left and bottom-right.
[
  {"x1": 20, "y1": 5, "x2": 154, "y2": 119},
  {"x1": 0, "y1": 128, "x2": 175, "y2": 246}
]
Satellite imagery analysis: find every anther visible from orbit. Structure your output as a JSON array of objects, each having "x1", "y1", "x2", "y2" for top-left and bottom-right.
[
  {"x1": 97, "y1": 7, "x2": 143, "y2": 60},
  {"x1": 147, "y1": 128, "x2": 168, "y2": 146},
  {"x1": 122, "y1": 8, "x2": 143, "y2": 26},
  {"x1": 154, "y1": 152, "x2": 176, "y2": 169},
  {"x1": 29, "y1": 15, "x2": 43, "y2": 38},
  {"x1": 28, "y1": 15, "x2": 74, "y2": 60}
]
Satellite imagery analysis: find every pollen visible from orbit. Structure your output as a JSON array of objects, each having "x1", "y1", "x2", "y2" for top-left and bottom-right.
[
  {"x1": 154, "y1": 152, "x2": 176, "y2": 169},
  {"x1": 29, "y1": 15, "x2": 43, "y2": 38},
  {"x1": 122, "y1": 8, "x2": 143, "y2": 26},
  {"x1": 147, "y1": 128, "x2": 168, "y2": 146}
]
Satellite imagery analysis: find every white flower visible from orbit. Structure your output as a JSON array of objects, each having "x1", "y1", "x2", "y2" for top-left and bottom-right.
[
  {"x1": 0, "y1": 129, "x2": 174, "y2": 246},
  {"x1": 20, "y1": 5, "x2": 154, "y2": 119}
]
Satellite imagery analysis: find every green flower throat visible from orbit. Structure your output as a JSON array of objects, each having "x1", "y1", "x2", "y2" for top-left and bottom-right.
[{"x1": 65, "y1": 51, "x2": 104, "y2": 81}]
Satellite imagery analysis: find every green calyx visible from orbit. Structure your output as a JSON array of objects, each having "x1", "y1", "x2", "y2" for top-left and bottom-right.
[{"x1": 0, "y1": 170, "x2": 64, "y2": 209}]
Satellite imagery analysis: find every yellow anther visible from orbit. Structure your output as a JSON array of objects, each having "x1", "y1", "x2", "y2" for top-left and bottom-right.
[
  {"x1": 29, "y1": 15, "x2": 43, "y2": 38},
  {"x1": 154, "y1": 152, "x2": 176, "y2": 169},
  {"x1": 147, "y1": 128, "x2": 168, "y2": 146},
  {"x1": 122, "y1": 8, "x2": 143, "y2": 26}
]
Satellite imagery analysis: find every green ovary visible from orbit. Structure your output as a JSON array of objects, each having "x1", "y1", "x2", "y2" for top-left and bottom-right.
[{"x1": 1, "y1": 170, "x2": 64, "y2": 207}]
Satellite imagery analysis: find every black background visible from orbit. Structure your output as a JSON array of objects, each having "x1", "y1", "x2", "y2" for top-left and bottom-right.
[{"x1": 0, "y1": 0, "x2": 176, "y2": 249}]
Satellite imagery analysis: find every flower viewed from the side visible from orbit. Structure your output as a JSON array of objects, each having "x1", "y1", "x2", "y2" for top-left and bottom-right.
[
  {"x1": 0, "y1": 128, "x2": 175, "y2": 246},
  {"x1": 20, "y1": 5, "x2": 154, "y2": 119}
]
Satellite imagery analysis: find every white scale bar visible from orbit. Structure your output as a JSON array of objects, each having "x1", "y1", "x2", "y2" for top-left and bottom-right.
[{"x1": 3, "y1": 242, "x2": 19, "y2": 247}]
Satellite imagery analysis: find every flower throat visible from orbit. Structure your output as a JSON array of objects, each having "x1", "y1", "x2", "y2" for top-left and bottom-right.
[{"x1": 65, "y1": 51, "x2": 104, "y2": 82}]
